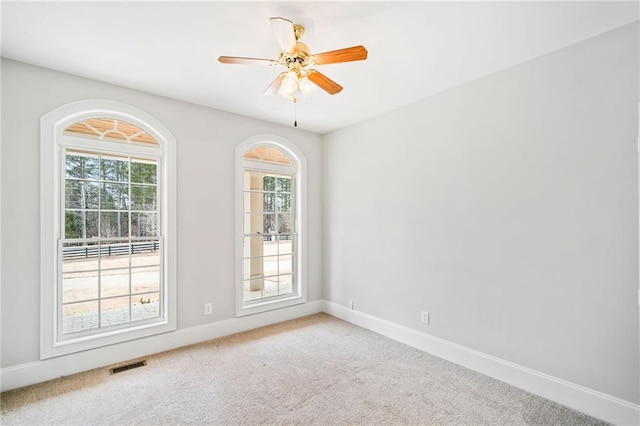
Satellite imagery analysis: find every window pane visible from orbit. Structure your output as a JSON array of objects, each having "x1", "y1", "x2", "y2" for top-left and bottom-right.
[
  {"x1": 243, "y1": 258, "x2": 259, "y2": 279},
  {"x1": 276, "y1": 193, "x2": 291, "y2": 213},
  {"x1": 65, "y1": 210, "x2": 99, "y2": 239},
  {"x1": 100, "y1": 182, "x2": 129, "y2": 210},
  {"x1": 132, "y1": 266, "x2": 160, "y2": 295},
  {"x1": 243, "y1": 193, "x2": 265, "y2": 214},
  {"x1": 278, "y1": 274, "x2": 294, "y2": 295},
  {"x1": 244, "y1": 279, "x2": 263, "y2": 301},
  {"x1": 244, "y1": 213, "x2": 264, "y2": 235},
  {"x1": 263, "y1": 255, "x2": 278, "y2": 278},
  {"x1": 263, "y1": 192, "x2": 276, "y2": 213},
  {"x1": 100, "y1": 241, "x2": 130, "y2": 269},
  {"x1": 279, "y1": 254, "x2": 293, "y2": 275},
  {"x1": 263, "y1": 213, "x2": 276, "y2": 235},
  {"x1": 66, "y1": 153, "x2": 99, "y2": 180},
  {"x1": 132, "y1": 292, "x2": 160, "y2": 321},
  {"x1": 263, "y1": 276, "x2": 279, "y2": 298},
  {"x1": 246, "y1": 171, "x2": 264, "y2": 191},
  {"x1": 62, "y1": 272, "x2": 98, "y2": 304},
  {"x1": 263, "y1": 238, "x2": 277, "y2": 257},
  {"x1": 131, "y1": 240, "x2": 160, "y2": 267},
  {"x1": 64, "y1": 211, "x2": 83, "y2": 239},
  {"x1": 100, "y1": 156, "x2": 129, "y2": 182},
  {"x1": 277, "y1": 235, "x2": 292, "y2": 255},
  {"x1": 131, "y1": 160, "x2": 157, "y2": 184},
  {"x1": 276, "y1": 176, "x2": 291, "y2": 193},
  {"x1": 131, "y1": 212, "x2": 158, "y2": 237},
  {"x1": 131, "y1": 185, "x2": 157, "y2": 210},
  {"x1": 277, "y1": 213, "x2": 293, "y2": 234},
  {"x1": 101, "y1": 296, "x2": 130, "y2": 327},
  {"x1": 62, "y1": 300, "x2": 99, "y2": 334},
  {"x1": 100, "y1": 211, "x2": 129, "y2": 238},
  {"x1": 243, "y1": 236, "x2": 263, "y2": 282},
  {"x1": 62, "y1": 242, "x2": 100, "y2": 272},
  {"x1": 65, "y1": 180, "x2": 99, "y2": 209},
  {"x1": 101, "y1": 268, "x2": 130, "y2": 298},
  {"x1": 263, "y1": 175, "x2": 275, "y2": 191}
]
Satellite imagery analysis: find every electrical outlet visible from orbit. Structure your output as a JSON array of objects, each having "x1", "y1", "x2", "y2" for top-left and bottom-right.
[
  {"x1": 348, "y1": 300, "x2": 353, "y2": 310},
  {"x1": 204, "y1": 303, "x2": 213, "y2": 315},
  {"x1": 421, "y1": 311, "x2": 429, "y2": 324}
]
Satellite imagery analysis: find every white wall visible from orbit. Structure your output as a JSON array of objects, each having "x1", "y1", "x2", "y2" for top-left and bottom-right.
[
  {"x1": 323, "y1": 22, "x2": 639, "y2": 405},
  {"x1": 1, "y1": 19, "x2": 638, "y2": 413},
  {"x1": 0, "y1": 59, "x2": 323, "y2": 368}
]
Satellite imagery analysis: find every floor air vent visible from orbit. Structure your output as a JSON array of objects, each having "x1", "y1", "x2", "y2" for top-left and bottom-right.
[{"x1": 110, "y1": 360, "x2": 147, "y2": 375}]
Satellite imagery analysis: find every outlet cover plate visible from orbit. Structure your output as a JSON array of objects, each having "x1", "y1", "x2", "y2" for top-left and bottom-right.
[{"x1": 204, "y1": 303, "x2": 213, "y2": 315}]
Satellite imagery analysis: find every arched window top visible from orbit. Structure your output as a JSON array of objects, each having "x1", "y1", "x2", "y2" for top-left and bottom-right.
[
  {"x1": 65, "y1": 118, "x2": 159, "y2": 147},
  {"x1": 236, "y1": 134, "x2": 306, "y2": 173},
  {"x1": 44, "y1": 99, "x2": 175, "y2": 155},
  {"x1": 243, "y1": 145, "x2": 292, "y2": 166}
]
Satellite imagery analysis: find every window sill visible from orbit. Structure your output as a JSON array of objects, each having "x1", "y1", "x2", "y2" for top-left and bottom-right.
[
  {"x1": 41, "y1": 319, "x2": 176, "y2": 360},
  {"x1": 236, "y1": 294, "x2": 306, "y2": 317}
]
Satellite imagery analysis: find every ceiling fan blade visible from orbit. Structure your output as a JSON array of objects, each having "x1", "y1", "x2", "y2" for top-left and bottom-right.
[
  {"x1": 264, "y1": 73, "x2": 286, "y2": 96},
  {"x1": 270, "y1": 17, "x2": 296, "y2": 53},
  {"x1": 312, "y1": 45, "x2": 368, "y2": 65},
  {"x1": 218, "y1": 56, "x2": 277, "y2": 66},
  {"x1": 306, "y1": 70, "x2": 343, "y2": 95}
]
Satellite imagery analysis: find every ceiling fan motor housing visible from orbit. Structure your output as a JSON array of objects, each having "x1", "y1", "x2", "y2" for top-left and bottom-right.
[{"x1": 280, "y1": 41, "x2": 311, "y2": 73}]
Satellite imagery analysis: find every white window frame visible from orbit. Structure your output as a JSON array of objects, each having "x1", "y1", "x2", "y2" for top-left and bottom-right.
[
  {"x1": 40, "y1": 100, "x2": 177, "y2": 359},
  {"x1": 235, "y1": 135, "x2": 307, "y2": 316}
]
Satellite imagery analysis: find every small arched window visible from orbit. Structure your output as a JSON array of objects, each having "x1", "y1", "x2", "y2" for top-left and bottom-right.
[
  {"x1": 236, "y1": 136, "x2": 307, "y2": 316},
  {"x1": 41, "y1": 101, "x2": 176, "y2": 359}
]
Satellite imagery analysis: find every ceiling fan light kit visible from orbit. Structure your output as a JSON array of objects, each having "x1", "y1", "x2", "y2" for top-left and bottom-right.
[{"x1": 218, "y1": 17, "x2": 368, "y2": 126}]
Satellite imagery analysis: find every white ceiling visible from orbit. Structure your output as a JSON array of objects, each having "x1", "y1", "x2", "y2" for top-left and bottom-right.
[{"x1": 2, "y1": 1, "x2": 638, "y2": 134}]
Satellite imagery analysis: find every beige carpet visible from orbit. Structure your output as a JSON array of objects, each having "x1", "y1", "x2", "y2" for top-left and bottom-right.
[{"x1": 1, "y1": 313, "x2": 606, "y2": 425}]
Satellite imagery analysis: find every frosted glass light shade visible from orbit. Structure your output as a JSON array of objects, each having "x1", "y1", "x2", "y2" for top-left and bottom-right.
[
  {"x1": 299, "y1": 76, "x2": 315, "y2": 98},
  {"x1": 278, "y1": 71, "x2": 299, "y2": 99}
]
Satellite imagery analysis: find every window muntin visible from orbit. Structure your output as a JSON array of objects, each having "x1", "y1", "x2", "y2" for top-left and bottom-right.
[
  {"x1": 64, "y1": 118, "x2": 159, "y2": 146},
  {"x1": 242, "y1": 170, "x2": 295, "y2": 303},
  {"x1": 236, "y1": 138, "x2": 306, "y2": 317},
  {"x1": 243, "y1": 146, "x2": 292, "y2": 166},
  {"x1": 41, "y1": 101, "x2": 176, "y2": 359},
  {"x1": 61, "y1": 148, "x2": 161, "y2": 338}
]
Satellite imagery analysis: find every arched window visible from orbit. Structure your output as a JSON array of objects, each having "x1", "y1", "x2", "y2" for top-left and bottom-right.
[
  {"x1": 236, "y1": 136, "x2": 307, "y2": 316},
  {"x1": 41, "y1": 100, "x2": 176, "y2": 359}
]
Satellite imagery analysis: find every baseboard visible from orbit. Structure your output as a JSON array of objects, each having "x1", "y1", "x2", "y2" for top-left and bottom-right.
[
  {"x1": 3, "y1": 299, "x2": 637, "y2": 425},
  {"x1": 0, "y1": 300, "x2": 324, "y2": 392},
  {"x1": 322, "y1": 301, "x2": 639, "y2": 426}
]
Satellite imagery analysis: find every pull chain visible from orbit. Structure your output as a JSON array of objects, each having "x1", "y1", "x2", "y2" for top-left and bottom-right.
[{"x1": 293, "y1": 97, "x2": 298, "y2": 127}]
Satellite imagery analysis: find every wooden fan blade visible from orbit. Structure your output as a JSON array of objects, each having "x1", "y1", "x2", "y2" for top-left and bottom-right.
[
  {"x1": 218, "y1": 56, "x2": 277, "y2": 66},
  {"x1": 270, "y1": 17, "x2": 296, "y2": 53},
  {"x1": 312, "y1": 45, "x2": 368, "y2": 65},
  {"x1": 306, "y1": 70, "x2": 343, "y2": 95},
  {"x1": 264, "y1": 73, "x2": 286, "y2": 96}
]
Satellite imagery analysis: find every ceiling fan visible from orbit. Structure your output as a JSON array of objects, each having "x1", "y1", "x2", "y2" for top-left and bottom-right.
[{"x1": 218, "y1": 17, "x2": 368, "y2": 101}]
